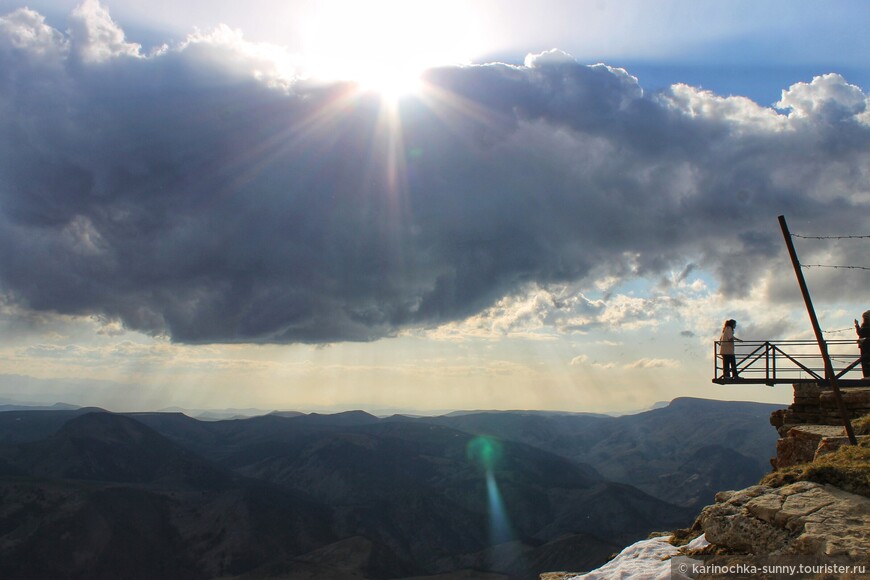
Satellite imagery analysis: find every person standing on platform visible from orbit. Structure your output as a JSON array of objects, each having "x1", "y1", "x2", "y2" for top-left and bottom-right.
[
  {"x1": 856, "y1": 310, "x2": 870, "y2": 377},
  {"x1": 719, "y1": 319, "x2": 741, "y2": 379}
]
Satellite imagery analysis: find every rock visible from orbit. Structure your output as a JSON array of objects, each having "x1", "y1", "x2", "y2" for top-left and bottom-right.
[
  {"x1": 565, "y1": 535, "x2": 710, "y2": 580},
  {"x1": 771, "y1": 425, "x2": 846, "y2": 469},
  {"x1": 697, "y1": 481, "x2": 870, "y2": 558},
  {"x1": 788, "y1": 425, "x2": 845, "y2": 438},
  {"x1": 782, "y1": 385, "x2": 870, "y2": 426},
  {"x1": 773, "y1": 429, "x2": 821, "y2": 469},
  {"x1": 820, "y1": 387, "x2": 870, "y2": 407},
  {"x1": 770, "y1": 425, "x2": 870, "y2": 468},
  {"x1": 770, "y1": 409, "x2": 786, "y2": 430}
]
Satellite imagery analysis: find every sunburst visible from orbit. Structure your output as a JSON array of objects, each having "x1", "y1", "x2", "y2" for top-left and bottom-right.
[{"x1": 300, "y1": 0, "x2": 484, "y2": 100}]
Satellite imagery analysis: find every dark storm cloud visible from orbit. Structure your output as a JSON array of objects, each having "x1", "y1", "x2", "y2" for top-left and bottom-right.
[{"x1": 1, "y1": 8, "x2": 869, "y2": 344}]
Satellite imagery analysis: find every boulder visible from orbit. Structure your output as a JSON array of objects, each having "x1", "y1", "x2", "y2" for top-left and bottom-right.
[
  {"x1": 772, "y1": 426, "x2": 842, "y2": 469},
  {"x1": 770, "y1": 425, "x2": 869, "y2": 468},
  {"x1": 697, "y1": 481, "x2": 870, "y2": 558}
]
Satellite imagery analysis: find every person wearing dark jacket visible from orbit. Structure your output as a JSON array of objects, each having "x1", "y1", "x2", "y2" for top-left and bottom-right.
[{"x1": 856, "y1": 311, "x2": 870, "y2": 377}]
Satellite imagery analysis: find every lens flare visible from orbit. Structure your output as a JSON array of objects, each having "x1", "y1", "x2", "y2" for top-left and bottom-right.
[
  {"x1": 467, "y1": 435, "x2": 502, "y2": 471},
  {"x1": 467, "y1": 436, "x2": 513, "y2": 545}
]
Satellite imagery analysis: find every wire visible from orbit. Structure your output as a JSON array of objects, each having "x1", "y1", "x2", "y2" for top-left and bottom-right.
[
  {"x1": 801, "y1": 264, "x2": 870, "y2": 271},
  {"x1": 823, "y1": 327, "x2": 856, "y2": 334},
  {"x1": 791, "y1": 234, "x2": 870, "y2": 240}
]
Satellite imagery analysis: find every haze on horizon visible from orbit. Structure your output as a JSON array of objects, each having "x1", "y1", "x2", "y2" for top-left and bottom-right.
[{"x1": 0, "y1": 0, "x2": 869, "y2": 414}]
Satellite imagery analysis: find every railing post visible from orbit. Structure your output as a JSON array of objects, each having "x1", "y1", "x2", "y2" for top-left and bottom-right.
[
  {"x1": 714, "y1": 341, "x2": 719, "y2": 379},
  {"x1": 772, "y1": 346, "x2": 776, "y2": 382},
  {"x1": 779, "y1": 215, "x2": 857, "y2": 445},
  {"x1": 765, "y1": 342, "x2": 770, "y2": 382}
]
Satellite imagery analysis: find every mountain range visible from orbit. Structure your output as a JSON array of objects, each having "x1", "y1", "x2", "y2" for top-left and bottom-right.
[
  {"x1": 411, "y1": 397, "x2": 781, "y2": 508},
  {"x1": 0, "y1": 397, "x2": 780, "y2": 579}
]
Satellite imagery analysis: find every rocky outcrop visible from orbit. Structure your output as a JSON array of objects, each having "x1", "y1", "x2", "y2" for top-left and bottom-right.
[
  {"x1": 770, "y1": 383, "x2": 870, "y2": 469},
  {"x1": 772, "y1": 425, "x2": 847, "y2": 469},
  {"x1": 769, "y1": 424, "x2": 870, "y2": 469},
  {"x1": 542, "y1": 482, "x2": 870, "y2": 579},
  {"x1": 543, "y1": 394, "x2": 870, "y2": 579},
  {"x1": 697, "y1": 481, "x2": 870, "y2": 558},
  {"x1": 777, "y1": 384, "x2": 870, "y2": 427}
]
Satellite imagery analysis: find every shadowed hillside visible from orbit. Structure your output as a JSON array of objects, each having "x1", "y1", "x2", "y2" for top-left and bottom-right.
[
  {"x1": 135, "y1": 412, "x2": 694, "y2": 575},
  {"x1": 0, "y1": 407, "x2": 700, "y2": 579},
  {"x1": 0, "y1": 413, "x2": 335, "y2": 579},
  {"x1": 0, "y1": 412, "x2": 231, "y2": 487},
  {"x1": 0, "y1": 408, "x2": 109, "y2": 444},
  {"x1": 415, "y1": 397, "x2": 780, "y2": 508},
  {"x1": 0, "y1": 398, "x2": 783, "y2": 578}
]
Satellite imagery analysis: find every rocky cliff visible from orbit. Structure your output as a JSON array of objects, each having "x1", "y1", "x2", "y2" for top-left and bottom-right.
[
  {"x1": 686, "y1": 407, "x2": 869, "y2": 560},
  {"x1": 697, "y1": 481, "x2": 869, "y2": 558},
  {"x1": 543, "y1": 392, "x2": 870, "y2": 579}
]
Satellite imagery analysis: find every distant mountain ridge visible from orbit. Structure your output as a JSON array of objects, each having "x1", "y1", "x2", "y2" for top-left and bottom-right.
[
  {"x1": 0, "y1": 402, "x2": 79, "y2": 412},
  {"x1": 0, "y1": 397, "x2": 781, "y2": 578},
  {"x1": 413, "y1": 397, "x2": 781, "y2": 508},
  {"x1": 0, "y1": 412, "x2": 232, "y2": 487}
]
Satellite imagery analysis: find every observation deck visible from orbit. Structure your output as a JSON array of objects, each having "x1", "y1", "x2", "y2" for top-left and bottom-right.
[{"x1": 712, "y1": 339, "x2": 870, "y2": 386}]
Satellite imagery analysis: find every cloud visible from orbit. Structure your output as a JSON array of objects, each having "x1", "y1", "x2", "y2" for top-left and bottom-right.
[
  {"x1": 423, "y1": 283, "x2": 607, "y2": 340},
  {"x1": 0, "y1": 4, "x2": 869, "y2": 345},
  {"x1": 18, "y1": 340, "x2": 170, "y2": 362},
  {"x1": 0, "y1": 7, "x2": 68, "y2": 59},
  {"x1": 776, "y1": 73, "x2": 868, "y2": 121},
  {"x1": 625, "y1": 358, "x2": 680, "y2": 369},
  {"x1": 68, "y1": 0, "x2": 141, "y2": 62},
  {"x1": 22, "y1": 344, "x2": 92, "y2": 358},
  {"x1": 570, "y1": 354, "x2": 615, "y2": 370}
]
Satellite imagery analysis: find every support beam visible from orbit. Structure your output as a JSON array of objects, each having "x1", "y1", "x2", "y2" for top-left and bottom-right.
[{"x1": 779, "y1": 215, "x2": 857, "y2": 445}]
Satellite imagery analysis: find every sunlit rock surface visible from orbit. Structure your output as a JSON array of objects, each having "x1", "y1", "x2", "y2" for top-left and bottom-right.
[
  {"x1": 698, "y1": 482, "x2": 870, "y2": 558},
  {"x1": 558, "y1": 534, "x2": 709, "y2": 580}
]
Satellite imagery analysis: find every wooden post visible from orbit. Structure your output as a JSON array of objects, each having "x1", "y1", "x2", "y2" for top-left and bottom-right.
[{"x1": 779, "y1": 215, "x2": 857, "y2": 445}]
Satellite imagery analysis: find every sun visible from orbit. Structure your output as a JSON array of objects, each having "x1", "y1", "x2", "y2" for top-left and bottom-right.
[
  {"x1": 300, "y1": 0, "x2": 484, "y2": 99},
  {"x1": 347, "y1": 61, "x2": 423, "y2": 100}
]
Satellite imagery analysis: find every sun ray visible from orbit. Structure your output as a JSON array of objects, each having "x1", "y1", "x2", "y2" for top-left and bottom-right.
[{"x1": 414, "y1": 70, "x2": 518, "y2": 144}]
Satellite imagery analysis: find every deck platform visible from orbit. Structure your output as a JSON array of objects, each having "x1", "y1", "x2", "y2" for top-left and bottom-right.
[
  {"x1": 712, "y1": 339, "x2": 867, "y2": 386},
  {"x1": 712, "y1": 377, "x2": 870, "y2": 386}
]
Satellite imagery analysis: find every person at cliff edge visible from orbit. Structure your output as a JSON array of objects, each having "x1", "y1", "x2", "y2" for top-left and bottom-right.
[
  {"x1": 856, "y1": 310, "x2": 870, "y2": 377},
  {"x1": 719, "y1": 319, "x2": 741, "y2": 379}
]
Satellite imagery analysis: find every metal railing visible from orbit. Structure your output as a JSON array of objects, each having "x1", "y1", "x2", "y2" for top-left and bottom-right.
[{"x1": 713, "y1": 339, "x2": 864, "y2": 384}]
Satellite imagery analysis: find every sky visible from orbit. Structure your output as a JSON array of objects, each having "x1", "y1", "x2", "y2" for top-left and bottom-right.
[{"x1": 0, "y1": 0, "x2": 868, "y2": 414}]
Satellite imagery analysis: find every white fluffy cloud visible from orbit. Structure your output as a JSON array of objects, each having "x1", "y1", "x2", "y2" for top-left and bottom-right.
[
  {"x1": 776, "y1": 73, "x2": 868, "y2": 121},
  {"x1": 0, "y1": 7, "x2": 67, "y2": 58},
  {"x1": 68, "y1": 0, "x2": 140, "y2": 62},
  {"x1": 0, "y1": 3, "x2": 868, "y2": 345}
]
